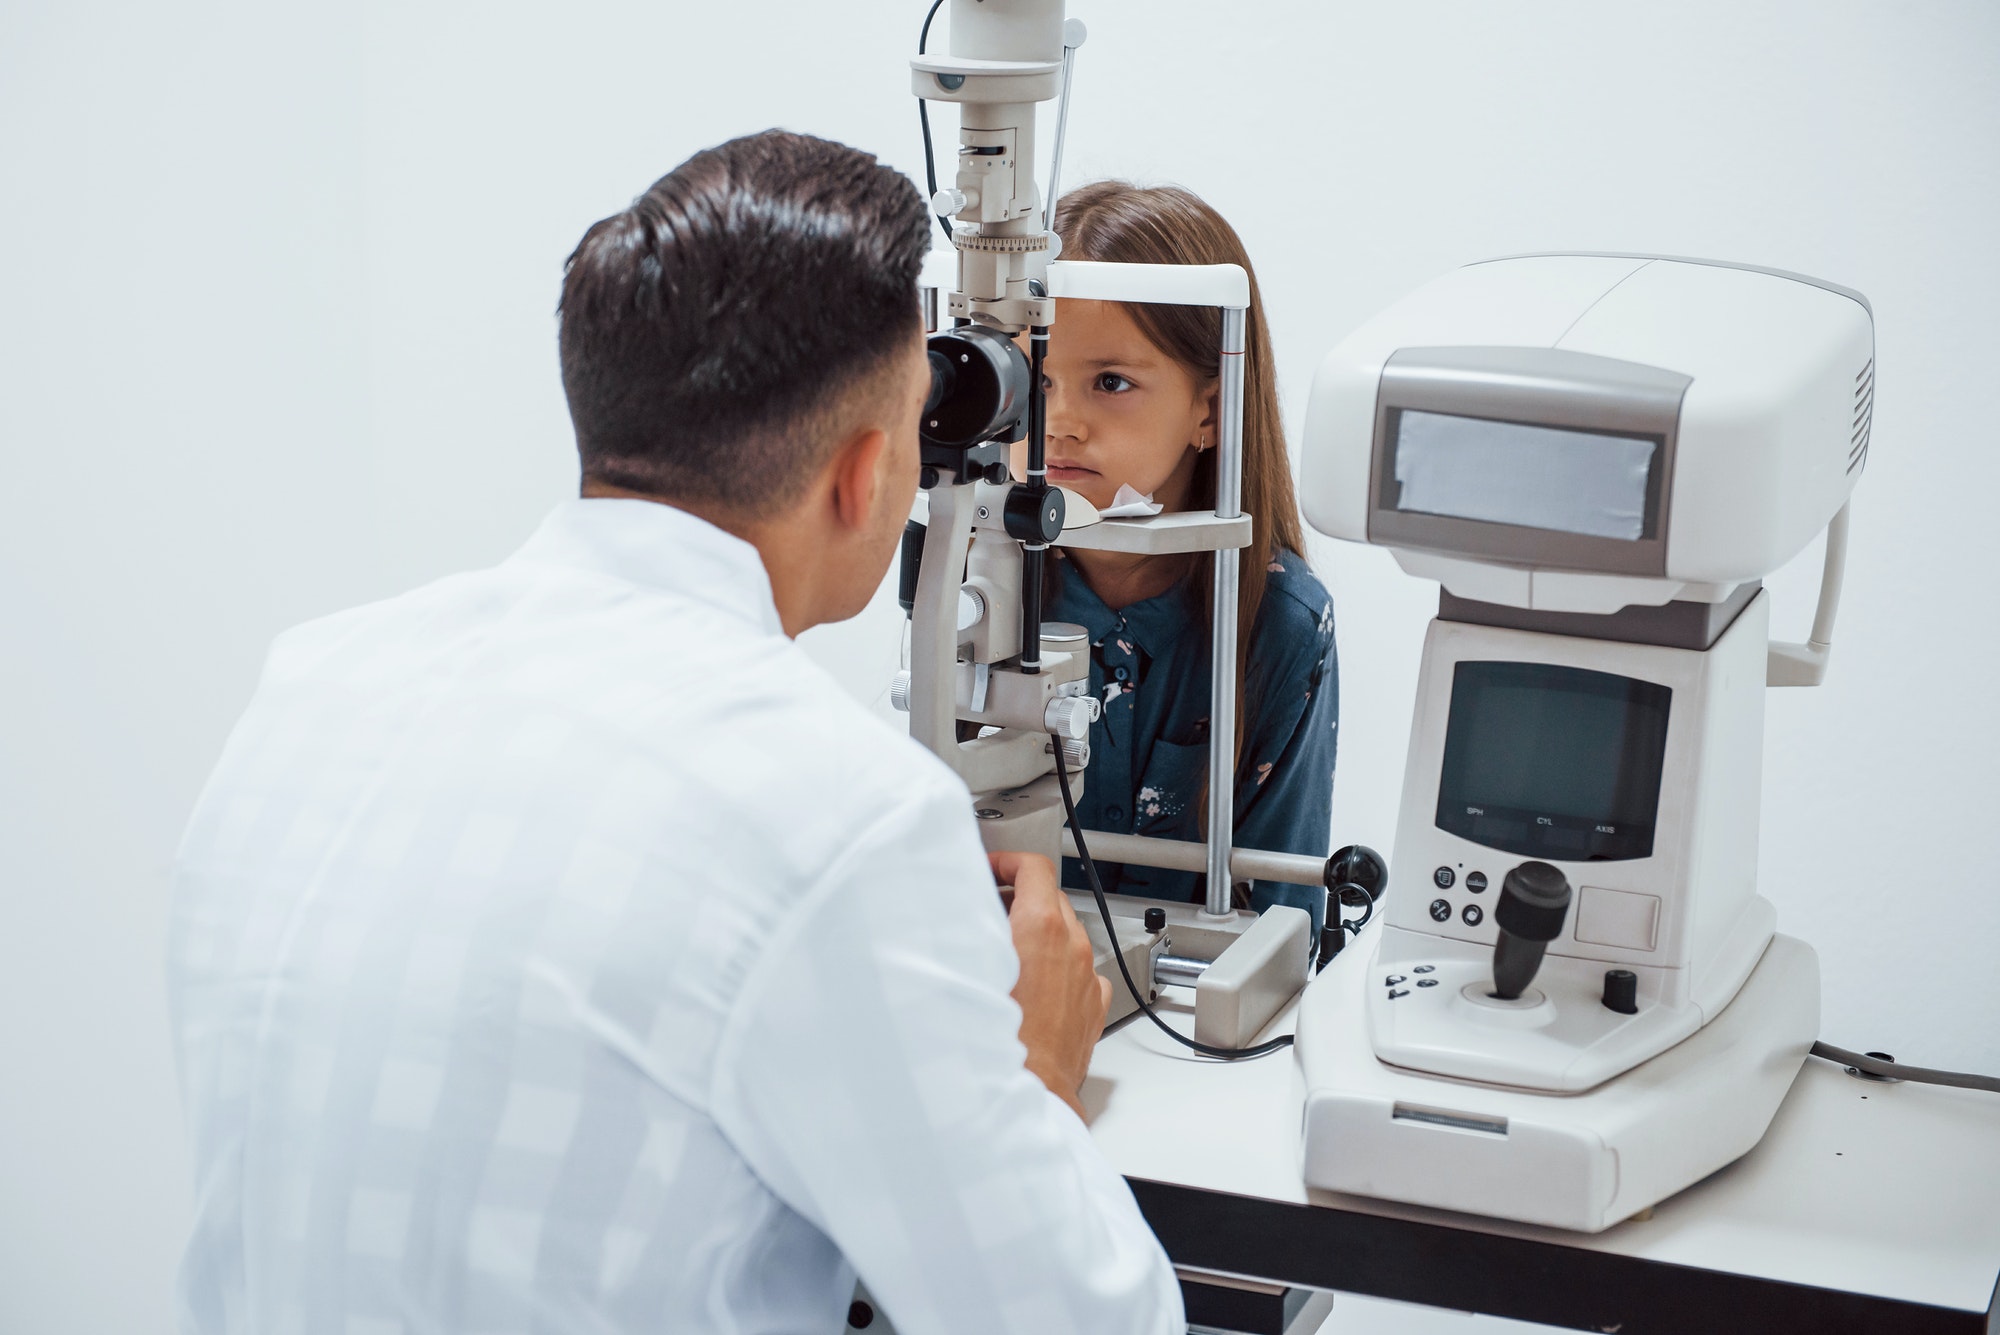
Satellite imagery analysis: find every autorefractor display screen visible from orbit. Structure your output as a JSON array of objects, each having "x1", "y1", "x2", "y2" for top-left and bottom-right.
[{"x1": 1435, "y1": 661, "x2": 1672, "y2": 862}]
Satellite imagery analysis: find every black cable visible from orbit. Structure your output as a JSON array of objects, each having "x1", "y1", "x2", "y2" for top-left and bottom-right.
[
  {"x1": 1052, "y1": 744, "x2": 1294, "y2": 1061},
  {"x1": 1337, "y1": 887, "x2": 1375, "y2": 937},
  {"x1": 917, "y1": 0, "x2": 954, "y2": 242},
  {"x1": 1809, "y1": 1040, "x2": 2000, "y2": 1094}
]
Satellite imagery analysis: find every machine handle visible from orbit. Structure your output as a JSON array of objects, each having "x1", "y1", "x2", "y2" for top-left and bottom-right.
[{"x1": 1767, "y1": 501, "x2": 1850, "y2": 687}]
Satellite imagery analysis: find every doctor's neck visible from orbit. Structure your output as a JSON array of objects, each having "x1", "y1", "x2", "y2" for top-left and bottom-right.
[
  {"x1": 580, "y1": 476, "x2": 871, "y2": 641},
  {"x1": 577, "y1": 336, "x2": 930, "y2": 641}
]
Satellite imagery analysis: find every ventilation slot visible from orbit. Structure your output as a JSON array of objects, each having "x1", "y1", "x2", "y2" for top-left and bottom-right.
[{"x1": 1849, "y1": 357, "x2": 1873, "y2": 475}]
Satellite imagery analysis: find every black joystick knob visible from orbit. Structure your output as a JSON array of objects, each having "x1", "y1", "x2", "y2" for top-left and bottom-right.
[
  {"x1": 1602, "y1": 968, "x2": 1639, "y2": 1014},
  {"x1": 1326, "y1": 845, "x2": 1388, "y2": 904},
  {"x1": 1143, "y1": 906, "x2": 1167, "y2": 933},
  {"x1": 1316, "y1": 845, "x2": 1389, "y2": 972},
  {"x1": 1491, "y1": 861, "x2": 1572, "y2": 1000}
]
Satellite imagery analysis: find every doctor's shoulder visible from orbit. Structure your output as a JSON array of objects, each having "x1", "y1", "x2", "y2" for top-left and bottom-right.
[
  {"x1": 633, "y1": 627, "x2": 979, "y2": 839},
  {"x1": 255, "y1": 567, "x2": 499, "y2": 688},
  {"x1": 730, "y1": 637, "x2": 972, "y2": 808}
]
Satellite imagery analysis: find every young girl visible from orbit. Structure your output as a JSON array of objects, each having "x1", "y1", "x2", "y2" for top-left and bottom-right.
[{"x1": 1025, "y1": 181, "x2": 1338, "y2": 936}]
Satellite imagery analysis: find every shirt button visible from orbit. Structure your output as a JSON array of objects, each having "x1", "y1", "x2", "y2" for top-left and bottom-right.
[
  {"x1": 1112, "y1": 666, "x2": 1130, "y2": 682},
  {"x1": 1106, "y1": 804, "x2": 1126, "y2": 823}
]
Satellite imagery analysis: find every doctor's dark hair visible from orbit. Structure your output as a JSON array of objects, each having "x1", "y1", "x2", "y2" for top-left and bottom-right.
[{"x1": 558, "y1": 130, "x2": 931, "y2": 515}]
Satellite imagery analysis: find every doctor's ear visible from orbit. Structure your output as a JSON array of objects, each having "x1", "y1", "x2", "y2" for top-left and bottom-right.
[{"x1": 826, "y1": 425, "x2": 893, "y2": 530}]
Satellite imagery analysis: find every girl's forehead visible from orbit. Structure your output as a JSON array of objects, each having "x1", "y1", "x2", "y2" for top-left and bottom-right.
[{"x1": 1047, "y1": 300, "x2": 1166, "y2": 363}]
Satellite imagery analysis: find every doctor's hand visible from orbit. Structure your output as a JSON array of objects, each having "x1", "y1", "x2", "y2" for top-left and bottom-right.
[{"x1": 990, "y1": 850, "x2": 1110, "y2": 1120}]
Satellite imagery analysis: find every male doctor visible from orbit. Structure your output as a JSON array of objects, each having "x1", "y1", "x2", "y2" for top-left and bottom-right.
[{"x1": 168, "y1": 130, "x2": 1183, "y2": 1334}]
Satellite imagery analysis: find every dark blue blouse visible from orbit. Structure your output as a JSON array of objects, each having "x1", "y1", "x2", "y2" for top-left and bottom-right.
[{"x1": 1050, "y1": 548, "x2": 1340, "y2": 937}]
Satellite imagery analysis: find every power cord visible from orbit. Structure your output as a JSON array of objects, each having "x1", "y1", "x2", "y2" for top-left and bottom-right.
[
  {"x1": 1052, "y1": 743, "x2": 1295, "y2": 1060},
  {"x1": 1809, "y1": 1041, "x2": 2000, "y2": 1094},
  {"x1": 916, "y1": 1, "x2": 953, "y2": 242}
]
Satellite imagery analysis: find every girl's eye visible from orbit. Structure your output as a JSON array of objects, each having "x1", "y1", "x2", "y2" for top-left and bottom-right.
[{"x1": 1095, "y1": 372, "x2": 1133, "y2": 393}]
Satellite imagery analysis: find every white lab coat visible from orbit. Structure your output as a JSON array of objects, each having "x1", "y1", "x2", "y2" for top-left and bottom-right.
[{"x1": 168, "y1": 497, "x2": 1182, "y2": 1335}]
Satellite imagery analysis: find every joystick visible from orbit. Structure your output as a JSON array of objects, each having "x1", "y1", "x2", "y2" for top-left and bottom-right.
[{"x1": 1491, "y1": 861, "x2": 1572, "y2": 1000}]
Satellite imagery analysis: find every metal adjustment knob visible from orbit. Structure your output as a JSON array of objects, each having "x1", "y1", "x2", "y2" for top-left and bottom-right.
[
  {"x1": 1046, "y1": 734, "x2": 1090, "y2": 770},
  {"x1": 890, "y1": 671, "x2": 911, "y2": 713},
  {"x1": 1038, "y1": 621, "x2": 1090, "y2": 651},
  {"x1": 1043, "y1": 693, "x2": 1099, "y2": 739},
  {"x1": 1004, "y1": 483, "x2": 1066, "y2": 544},
  {"x1": 957, "y1": 588, "x2": 986, "y2": 632}
]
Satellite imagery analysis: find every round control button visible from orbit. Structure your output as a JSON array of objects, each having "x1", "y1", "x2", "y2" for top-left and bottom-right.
[
  {"x1": 1466, "y1": 871, "x2": 1488, "y2": 894},
  {"x1": 1412, "y1": 965, "x2": 1435, "y2": 974},
  {"x1": 1429, "y1": 898, "x2": 1452, "y2": 922},
  {"x1": 1387, "y1": 988, "x2": 1410, "y2": 999},
  {"x1": 1417, "y1": 978, "x2": 1439, "y2": 988},
  {"x1": 1384, "y1": 974, "x2": 1407, "y2": 987},
  {"x1": 1462, "y1": 903, "x2": 1484, "y2": 927},
  {"x1": 1433, "y1": 866, "x2": 1456, "y2": 890}
]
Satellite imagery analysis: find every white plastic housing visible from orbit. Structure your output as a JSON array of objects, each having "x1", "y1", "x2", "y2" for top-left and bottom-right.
[
  {"x1": 1297, "y1": 929, "x2": 1820, "y2": 1233},
  {"x1": 1370, "y1": 592, "x2": 1775, "y2": 1092},
  {"x1": 1299, "y1": 255, "x2": 1875, "y2": 611}
]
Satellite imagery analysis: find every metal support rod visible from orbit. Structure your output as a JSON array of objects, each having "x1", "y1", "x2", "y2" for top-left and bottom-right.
[
  {"x1": 1215, "y1": 307, "x2": 1247, "y2": 519},
  {"x1": 1154, "y1": 955, "x2": 1210, "y2": 989},
  {"x1": 1019, "y1": 325, "x2": 1051, "y2": 673},
  {"x1": 1204, "y1": 305, "x2": 1249, "y2": 915},
  {"x1": 1042, "y1": 36, "x2": 1080, "y2": 232},
  {"x1": 1062, "y1": 828, "x2": 1327, "y2": 889}
]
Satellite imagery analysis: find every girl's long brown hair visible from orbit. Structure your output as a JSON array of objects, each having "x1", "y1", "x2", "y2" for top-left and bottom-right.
[{"x1": 1051, "y1": 181, "x2": 1309, "y2": 816}]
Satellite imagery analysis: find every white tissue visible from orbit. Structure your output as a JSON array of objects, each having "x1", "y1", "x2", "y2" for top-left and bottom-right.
[{"x1": 1098, "y1": 484, "x2": 1163, "y2": 518}]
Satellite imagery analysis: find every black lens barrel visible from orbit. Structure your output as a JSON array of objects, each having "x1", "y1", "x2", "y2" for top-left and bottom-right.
[{"x1": 920, "y1": 326, "x2": 1030, "y2": 451}]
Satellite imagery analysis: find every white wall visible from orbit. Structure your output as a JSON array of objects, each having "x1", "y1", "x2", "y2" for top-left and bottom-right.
[{"x1": 2, "y1": 3, "x2": 1995, "y2": 1332}]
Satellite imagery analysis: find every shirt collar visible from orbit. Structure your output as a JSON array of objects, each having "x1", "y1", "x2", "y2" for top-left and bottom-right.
[
  {"x1": 508, "y1": 497, "x2": 785, "y2": 637},
  {"x1": 1049, "y1": 555, "x2": 1202, "y2": 657}
]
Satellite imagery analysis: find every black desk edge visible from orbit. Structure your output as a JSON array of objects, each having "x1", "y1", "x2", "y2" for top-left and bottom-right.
[{"x1": 1129, "y1": 1178, "x2": 2000, "y2": 1335}]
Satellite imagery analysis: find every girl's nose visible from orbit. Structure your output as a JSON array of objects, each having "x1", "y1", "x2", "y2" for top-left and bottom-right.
[{"x1": 1044, "y1": 378, "x2": 1085, "y2": 445}]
